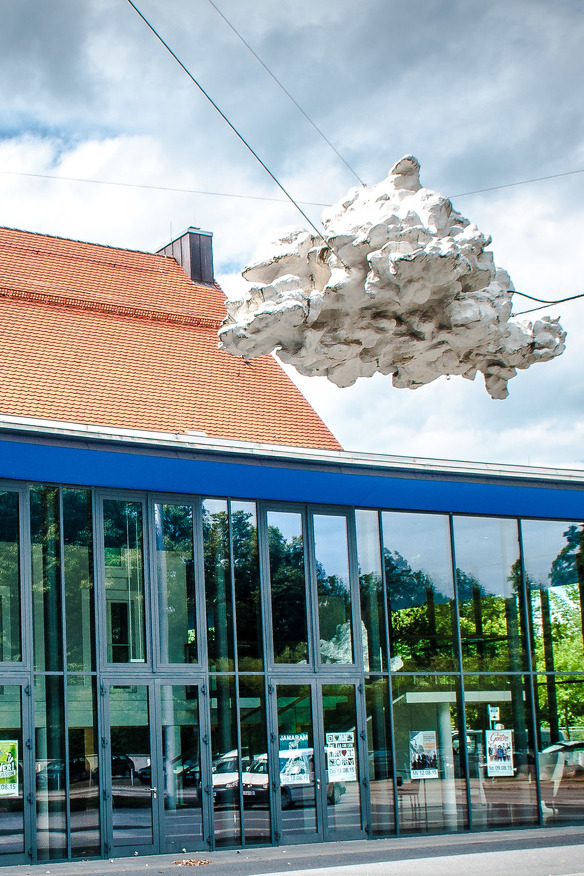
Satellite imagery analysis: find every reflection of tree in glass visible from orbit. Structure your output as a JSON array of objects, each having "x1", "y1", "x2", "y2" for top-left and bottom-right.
[
  {"x1": 384, "y1": 548, "x2": 455, "y2": 672},
  {"x1": 0, "y1": 491, "x2": 20, "y2": 661},
  {"x1": 316, "y1": 557, "x2": 353, "y2": 662},
  {"x1": 232, "y1": 509, "x2": 262, "y2": 671},
  {"x1": 269, "y1": 526, "x2": 308, "y2": 664},
  {"x1": 202, "y1": 507, "x2": 233, "y2": 671},
  {"x1": 456, "y1": 560, "x2": 525, "y2": 673},
  {"x1": 529, "y1": 525, "x2": 584, "y2": 674},
  {"x1": 63, "y1": 490, "x2": 93, "y2": 671}
]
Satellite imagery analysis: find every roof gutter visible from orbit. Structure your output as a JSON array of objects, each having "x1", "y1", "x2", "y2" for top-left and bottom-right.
[{"x1": 0, "y1": 413, "x2": 582, "y2": 484}]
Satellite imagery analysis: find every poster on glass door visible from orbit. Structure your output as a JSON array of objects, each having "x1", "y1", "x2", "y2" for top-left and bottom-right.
[
  {"x1": 279, "y1": 733, "x2": 313, "y2": 785},
  {"x1": 409, "y1": 730, "x2": 438, "y2": 778},
  {"x1": 326, "y1": 731, "x2": 357, "y2": 781},
  {"x1": 0, "y1": 742, "x2": 18, "y2": 797},
  {"x1": 485, "y1": 729, "x2": 514, "y2": 777}
]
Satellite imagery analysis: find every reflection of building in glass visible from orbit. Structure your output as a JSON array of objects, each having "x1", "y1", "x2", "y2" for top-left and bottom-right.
[{"x1": 0, "y1": 225, "x2": 583, "y2": 865}]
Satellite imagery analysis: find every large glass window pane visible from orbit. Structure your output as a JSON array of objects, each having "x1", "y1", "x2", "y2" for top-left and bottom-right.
[
  {"x1": 233, "y1": 502, "x2": 263, "y2": 671},
  {"x1": 391, "y1": 674, "x2": 468, "y2": 833},
  {"x1": 109, "y1": 685, "x2": 153, "y2": 848},
  {"x1": 383, "y1": 512, "x2": 457, "y2": 673},
  {"x1": 63, "y1": 489, "x2": 94, "y2": 672},
  {"x1": 314, "y1": 515, "x2": 353, "y2": 665},
  {"x1": 356, "y1": 511, "x2": 386, "y2": 673},
  {"x1": 240, "y1": 677, "x2": 270, "y2": 844},
  {"x1": 276, "y1": 685, "x2": 317, "y2": 837},
  {"x1": 454, "y1": 516, "x2": 526, "y2": 673},
  {"x1": 463, "y1": 674, "x2": 538, "y2": 829},
  {"x1": 104, "y1": 500, "x2": 146, "y2": 664},
  {"x1": 31, "y1": 487, "x2": 63, "y2": 672},
  {"x1": 203, "y1": 500, "x2": 234, "y2": 672},
  {"x1": 0, "y1": 686, "x2": 24, "y2": 854},
  {"x1": 268, "y1": 512, "x2": 309, "y2": 665},
  {"x1": 0, "y1": 491, "x2": 21, "y2": 662},
  {"x1": 67, "y1": 677, "x2": 100, "y2": 857},
  {"x1": 522, "y1": 520, "x2": 584, "y2": 673},
  {"x1": 535, "y1": 674, "x2": 584, "y2": 824},
  {"x1": 156, "y1": 504, "x2": 197, "y2": 664},
  {"x1": 35, "y1": 675, "x2": 67, "y2": 860},
  {"x1": 365, "y1": 676, "x2": 395, "y2": 836},
  {"x1": 161, "y1": 685, "x2": 203, "y2": 851},
  {"x1": 210, "y1": 676, "x2": 240, "y2": 846},
  {"x1": 322, "y1": 684, "x2": 361, "y2": 834}
]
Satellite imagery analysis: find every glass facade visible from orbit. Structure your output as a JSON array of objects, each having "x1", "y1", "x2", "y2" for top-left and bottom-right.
[{"x1": 0, "y1": 480, "x2": 584, "y2": 864}]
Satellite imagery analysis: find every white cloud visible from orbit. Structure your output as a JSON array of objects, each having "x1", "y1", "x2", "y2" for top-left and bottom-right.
[{"x1": 0, "y1": 0, "x2": 582, "y2": 469}]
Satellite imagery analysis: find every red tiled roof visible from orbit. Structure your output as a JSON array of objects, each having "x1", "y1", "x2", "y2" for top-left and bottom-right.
[{"x1": 0, "y1": 227, "x2": 342, "y2": 450}]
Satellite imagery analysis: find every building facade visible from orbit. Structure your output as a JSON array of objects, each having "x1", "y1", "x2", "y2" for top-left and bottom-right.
[
  {"x1": 0, "y1": 424, "x2": 582, "y2": 864},
  {"x1": 0, "y1": 224, "x2": 582, "y2": 865}
]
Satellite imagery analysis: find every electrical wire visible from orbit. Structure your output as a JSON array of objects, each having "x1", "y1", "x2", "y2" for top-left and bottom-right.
[
  {"x1": 0, "y1": 169, "x2": 329, "y2": 207},
  {"x1": 512, "y1": 291, "x2": 584, "y2": 317},
  {"x1": 125, "y1": 0, "x2": 332, "y2": 251},
  {"x1": 205, "y1": 0, "x2": 365, "y2": 187},
  {"x1": 449, "y1": 168, "x2": 584, "y2": 199}
]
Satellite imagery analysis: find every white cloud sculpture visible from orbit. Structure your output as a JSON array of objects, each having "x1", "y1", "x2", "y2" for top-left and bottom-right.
[{"x1": 219, "y1": 156, "x2": 566, "y2": 399}]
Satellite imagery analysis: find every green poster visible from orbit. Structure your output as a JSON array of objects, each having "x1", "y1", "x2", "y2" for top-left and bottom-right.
[{"x1": 0, "y1": 741, "x2": 18, "y2": 797}]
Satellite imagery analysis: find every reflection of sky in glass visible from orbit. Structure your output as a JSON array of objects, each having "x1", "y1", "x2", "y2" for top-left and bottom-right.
[
  {"x1": 203, "y1": 498, "x2": 227, "y2": 517},
  {"x1": 267, "y1": 510, "x2": 302, "y2": 545},
  {"x1": 313, "y1": 515, "x2": 349, "y2": 585},
  {"x1": 231, "y1": 500, "x2": 256, "y2": 527},
  {"x1": 355, "y1": 510, "x2": 382, "y2": 577},
  {"x1": 382, "y1": 511, "x2": 453, "y2": 599},
  {"x1": 453, "y1": 516, "x2": 519, "y2": 596},
  {"x1": 522, "y1": 520, "x2": 579, "y2": 587}
]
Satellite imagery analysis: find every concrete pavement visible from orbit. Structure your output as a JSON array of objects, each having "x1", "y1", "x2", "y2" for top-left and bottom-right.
[{"x1": 3, "y1": 826, "x2": 584, "y2": 876}]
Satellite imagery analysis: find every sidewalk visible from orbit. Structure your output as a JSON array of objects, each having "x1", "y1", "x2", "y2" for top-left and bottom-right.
[{"x1": 4, "y1": 826, "x2": 584, "y2": 876}]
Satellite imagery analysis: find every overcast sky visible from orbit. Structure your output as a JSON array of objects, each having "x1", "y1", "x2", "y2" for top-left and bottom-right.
[{"x1": 0, "y1": 0, "x2": 582, "y2": 468}]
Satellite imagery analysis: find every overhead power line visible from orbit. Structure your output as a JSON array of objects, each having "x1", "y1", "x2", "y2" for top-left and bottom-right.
[
  {"x1": 450, "y1": 167, "x2": 584, "y2": 199},
  {"x1": 125, "y1": 0, "x2": 330, "y2": 250},
  {"x1": 511, "y1": 290, "x2": 584, "y2": 316},
  {"x1": 3, "y1": 162, "x2": 582, "y2": 213},
  {"x1": 0, "y1": 169, "x2": 329, "y2": 207},
  {"x1": 205, "y1": 0, "x2": 365, "y2": 187}
]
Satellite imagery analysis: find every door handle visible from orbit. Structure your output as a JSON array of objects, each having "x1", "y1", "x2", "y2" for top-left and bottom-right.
[
  {"x1": 150, "y1": 787, "x2": 157, "y2": 799},
  {"x1": 316, "y1": 778, "x2": 321, "y2": 789}
]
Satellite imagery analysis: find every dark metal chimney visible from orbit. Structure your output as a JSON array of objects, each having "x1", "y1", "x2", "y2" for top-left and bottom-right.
[{"x1": 157, "y1": 227, "x2": 214, "y2": 284}]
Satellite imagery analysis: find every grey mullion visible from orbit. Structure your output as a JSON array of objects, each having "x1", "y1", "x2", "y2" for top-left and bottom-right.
[
  {"x1": 265, "y1": 677, "x2": 282, "y2": 843},
  {"x1": 93, "y1": 494, "x2": 108, "y2": 672},
  {"x1": 146, "y1": 497, "x2": 161, "y2": 671},
  {"x1": 377, "y1": 510, "x2": 400, "y2": 836},
  {"x1": 517, "y1": 518, "x2": 544, "y2": 826},
  {"x1": 20, "y1": 486, "x2": 34, "y2": 671},
  {"x1": 227, "y1": 501, "x2": 239, "y2": 676},
  {"x1": 449, "y1": 513, "x2": 472, "y2": 831},
  {"x1": 193, "y1": 499, "x2": 209, "y2": 672},
  {"x1": 227, "y1": 501, "x2": 245, "y2": 845},
  {"x1": 304, "y1": 509, "x2": 319, "y2": 671},
  {"x1": 257, "y1": 503, "x2": 276, "y2": 670},
  {"x1": 59, "y1": 487, "x2": 72, "y2": 859},
  {"x1": 311, "y1": 680, "x2": 327, "y2": 838},
  {"x1": 197, "y1": 680, "x2": 214, "y2": 850},
  {"x1": 354, "y1": 676, "x2": 371, "y2": 837},
  {"x1": 149, "y1": 680, "x2": 163, "y2": 854},
  {"x1": 21, "y1": 679, "x2": 36, "y2": 863},
  {"x1": 346, "y1": 511, "x2": 363, "y2": 676}
]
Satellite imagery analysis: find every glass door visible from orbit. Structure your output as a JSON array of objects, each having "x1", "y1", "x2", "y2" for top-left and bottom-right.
[
  {"x1": 105, "y1": 683, "x2": 159, "y2": 857},
  {"x1": 272, "y1": 681, "x2": 366, "y2": 844},
  {"x1": 0, "y1": 684, "x2": 28, "y2": 864},
  {"x1": 158, "y1": 683, "x2": 205, "y2": 854}
]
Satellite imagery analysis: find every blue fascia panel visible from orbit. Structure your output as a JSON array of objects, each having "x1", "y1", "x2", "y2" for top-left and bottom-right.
[{"x1": 0, "y1": 437, "x2": 582, "y2": 520}]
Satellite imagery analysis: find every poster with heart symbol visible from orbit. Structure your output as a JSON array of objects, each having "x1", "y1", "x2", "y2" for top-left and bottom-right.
[{"x1": 326, "y1": 731, "x2": 356, "y2": 781}]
